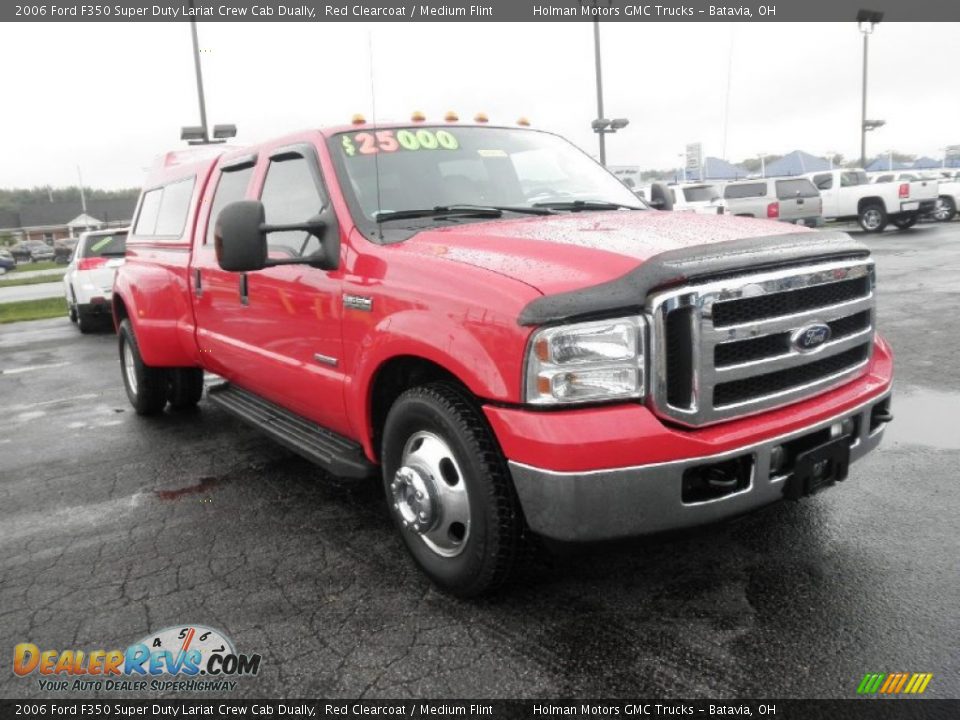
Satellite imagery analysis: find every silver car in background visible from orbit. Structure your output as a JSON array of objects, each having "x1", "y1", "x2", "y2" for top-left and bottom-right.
[{"x1": 723, "y1": 177, "x2": 822, "y2": 226}]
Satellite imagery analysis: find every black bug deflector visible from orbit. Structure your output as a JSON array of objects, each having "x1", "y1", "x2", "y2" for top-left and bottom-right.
[{"x1": 517, "y1": 231, "x2": 870, "y2": 326}]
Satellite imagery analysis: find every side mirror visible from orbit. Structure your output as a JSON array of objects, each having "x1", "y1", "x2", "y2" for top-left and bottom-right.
[
  {"x1": 649, "y1": 183, "x2": 674, "y2": 211},
  {"x1": 215, "y1": 200, "x2": 339, "y2": 273},
  {"x1": 216, "y1": 201, "x2": 267, "y2": 272}
]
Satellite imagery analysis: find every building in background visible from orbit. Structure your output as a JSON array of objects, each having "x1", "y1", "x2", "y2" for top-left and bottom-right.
[{"x1": 0, "y1": 197, "x2": 136, "y2": 244}]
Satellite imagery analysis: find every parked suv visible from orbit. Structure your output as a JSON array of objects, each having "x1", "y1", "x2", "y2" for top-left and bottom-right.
[
  {"x1": 723, "y1": 177, "x2": 822, "y2": 226},
  {"x1": 63, "y1": 228, "x2": 128, "y2": 333},
  {"x1": 54, "y1": 238, "x2": 78, "y2": 264},
  {"x1": 115, "y1": 122, "x2": 893, "y2": 596}
]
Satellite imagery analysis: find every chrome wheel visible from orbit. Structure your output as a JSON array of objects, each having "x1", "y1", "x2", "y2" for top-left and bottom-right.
[
  {"x1": 862, "y1": 208, "x2": 883, "y2": 231},
  {"x1": 933, "y1": 197, "x2": 955, "y2": 222},
  {"x1": 123, "y1": 340, "x2": 138, "y2": 395},
  {"x1": 390, "y1": 431, "x2": 470, "y2": 558}
]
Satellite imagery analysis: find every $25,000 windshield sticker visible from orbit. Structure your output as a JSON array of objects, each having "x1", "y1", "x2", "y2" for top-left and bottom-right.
[{"x1": 341, "y1": 129, "x2": 459, "y2": 157}]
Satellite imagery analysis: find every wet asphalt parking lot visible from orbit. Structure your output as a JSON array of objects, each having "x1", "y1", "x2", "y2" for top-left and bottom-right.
[{"x1": 1, "y1": 223, "x2": 958, "y2": 701}]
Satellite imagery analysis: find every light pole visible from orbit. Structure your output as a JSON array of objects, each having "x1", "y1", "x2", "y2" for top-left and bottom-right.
[
  {"x1": 589, "y1": 15, "x2": 628, "y2": 166},
  {"x1": 826, "y1": 151, "x2": 838, "y2": 170},
  {"x1": 181, "y1": 2, "x2": 236, "y2": 145},
  {"x1": 758, "y1": 153, "x2": 767, "y2": 178},
  {"x1": 592, "y1": 117, "x2": 630, "y2": 167},
  {"x1": 858, "y1": 9, "x2": 884, "y2": 168}
]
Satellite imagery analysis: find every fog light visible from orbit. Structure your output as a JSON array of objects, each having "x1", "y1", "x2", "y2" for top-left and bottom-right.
[
  {"x1": 769, "y1": 444, "x2": 786, "y2": 474},
  {"x1": 830, "y1": 418, "x2": 856, "y2": 438}
]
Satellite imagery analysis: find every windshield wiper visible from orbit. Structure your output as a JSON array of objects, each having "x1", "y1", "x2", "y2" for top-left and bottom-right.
[
  {"x1": 374, "y1": 204, "x2": 555, "y2": 223},
  {"x1": 532, "y1": 200, "x2": 644, "y2": 212}
]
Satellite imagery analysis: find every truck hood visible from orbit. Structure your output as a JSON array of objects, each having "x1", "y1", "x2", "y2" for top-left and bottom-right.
[{"x1": 396, "y1": 210, "x2": 810, "y2": 295}]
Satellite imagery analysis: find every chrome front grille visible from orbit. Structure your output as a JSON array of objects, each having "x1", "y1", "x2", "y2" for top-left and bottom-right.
[{"x1": 647, "y1": 258, "x2": 875, "y2": 427}]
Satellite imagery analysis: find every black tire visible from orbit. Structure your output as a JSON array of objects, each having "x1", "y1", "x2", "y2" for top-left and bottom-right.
[
  {"x1": 77, "y1": 307, "x2": 96, "y2": 334},
  {"x1": 934, "y1": 196, "x2": 957, "y2": 222},
  {"x1": 118, "y1": 319, "x2": 168, "y2": 415},
  {"x1": 892, "y1": 214, "x2": 918, "y2": 230},
  {"x1": 68, "y1": 287, "x2": 79, "y2": 323},
  {"x1": 168, "y1": 367, "x2": 204, "y2": 410},
  {"x1": 858, "y1": 203, "x2": 888, "y2": 233},
  {"x1": 381, "y1": 382, "x2": 524, "y2": 597}
]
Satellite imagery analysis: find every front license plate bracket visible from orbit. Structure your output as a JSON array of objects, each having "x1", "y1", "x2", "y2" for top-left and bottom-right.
[{"x1": 784, "y1": 436, "x2": 851, "y2": 500}]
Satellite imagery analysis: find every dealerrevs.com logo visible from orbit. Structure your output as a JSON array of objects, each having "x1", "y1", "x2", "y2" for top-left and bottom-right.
[{"x1": 13, "y1": 625, "x2": 261, "y2": 692}]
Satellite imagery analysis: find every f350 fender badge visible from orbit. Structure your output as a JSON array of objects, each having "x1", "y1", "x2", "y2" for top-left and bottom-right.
[{"x1": 343, "y1": 294, "x2": 373, "y2": 312}]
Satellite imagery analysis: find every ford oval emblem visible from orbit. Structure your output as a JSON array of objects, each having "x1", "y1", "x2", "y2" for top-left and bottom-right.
[{"x1": 792, "y1": 323, "x2": 832, "y2": 352}]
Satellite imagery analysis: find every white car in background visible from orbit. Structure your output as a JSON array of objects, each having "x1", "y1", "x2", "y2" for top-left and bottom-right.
[
  {"x1": 63, "y1": 228, "x2": 128, "y2": 333},
  {"x1": 634, "y1": 181, "x2": 726, "y2": 215}
]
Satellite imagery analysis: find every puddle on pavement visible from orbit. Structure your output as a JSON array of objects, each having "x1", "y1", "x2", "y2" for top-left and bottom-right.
[
  {"x1": 882, "y1": 387, "x2": 960, "y2": 450},
  {"x1": 154, "y1": 476, "x2": 223, "y2": 501}
]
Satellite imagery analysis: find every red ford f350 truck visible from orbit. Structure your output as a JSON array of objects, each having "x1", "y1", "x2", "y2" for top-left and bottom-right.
[{"x1": 115, "y1": 121, "x2": 893, "y2": 596}]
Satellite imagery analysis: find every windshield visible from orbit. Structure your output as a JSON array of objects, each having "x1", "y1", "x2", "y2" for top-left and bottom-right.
[
  {"x1": 681, "y1": 185, "x2": 720, "y2": 202},
  {"x1": 81, "y1": 232, "x2": 127, "y2": 257},
  {"x1": 329, "y1": 126, "x2": 644, "y2": 226}
]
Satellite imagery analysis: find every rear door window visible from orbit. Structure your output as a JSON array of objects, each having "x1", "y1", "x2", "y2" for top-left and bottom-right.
[
  {"x1": 724, "y1": 182, "x2": 767, "y2": 199},
  {"x1": 775, "y1": 179, "x2": 819, "y2": 199},
  {"x1": 813, "y1": 173, "x2": 833, "y2": 190},
  {"x1": 841, "y1": 171, "x2": 867, "y2": 187}
]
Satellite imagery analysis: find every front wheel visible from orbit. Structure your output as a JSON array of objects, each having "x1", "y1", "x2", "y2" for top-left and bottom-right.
[
  {"x1": 858, "y1": 203, "x2": 888, "y2": 233},
  {"x1": 118, "y1": 319, "x2": 168, "y2": 415},
  {"x1": 892, "y1": 214, "x2": 918, "y2": 230},
  {"x1": 381, "y1": 382, "x2": 524, "y2": 597}
]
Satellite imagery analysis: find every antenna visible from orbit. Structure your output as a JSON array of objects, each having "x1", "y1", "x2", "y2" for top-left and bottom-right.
[{"x1": 368, "y1": 31, "x2": 383, "y2": 233}]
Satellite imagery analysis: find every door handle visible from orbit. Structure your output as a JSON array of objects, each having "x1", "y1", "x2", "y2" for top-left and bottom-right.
[
  {"x1": 193, "y1": 268, "x2": 202, "y2": 298},
  {"x1": 239, "y1": 273, "x2": 248, "y2": 306}
]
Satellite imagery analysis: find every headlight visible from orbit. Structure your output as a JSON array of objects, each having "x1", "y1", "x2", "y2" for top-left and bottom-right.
[{"x1": 525, "y1": 316, "x2": 646, "y2": 405}]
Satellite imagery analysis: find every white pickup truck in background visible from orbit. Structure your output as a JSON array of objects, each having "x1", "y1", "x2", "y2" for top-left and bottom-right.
[
  {"x1": 805, "y1": 169, "x2": 938, "y2": 232},
  {"x1": 869, "y1": 170, "x2": 957, "y2": 223}
]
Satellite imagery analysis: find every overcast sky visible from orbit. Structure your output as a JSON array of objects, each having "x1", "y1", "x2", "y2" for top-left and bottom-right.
[{"x1": 2, "y1": 21, "x2": 957, "y2": 188}]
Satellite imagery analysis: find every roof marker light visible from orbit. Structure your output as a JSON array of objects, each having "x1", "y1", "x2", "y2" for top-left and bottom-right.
[
  {"x1": 444, "y1": 111, "x2": 459, "y2": 122},
  {"x1": 351, "y1": 114, "x2": 366, "y2": 125},
  {"x1": 517, "y1": 117, "x2": 531, "y2": 127},
  {"x1": 474, "y1": 112, "x2": 489, "y2": 123},
  {"x1": 411, "y1": 111, "x2": 426, "y2": 122}
]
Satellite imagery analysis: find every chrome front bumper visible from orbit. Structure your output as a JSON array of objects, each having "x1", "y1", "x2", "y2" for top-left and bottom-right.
[{"x1": 508, "y1": 392, "x2": 891, "y2": 542}]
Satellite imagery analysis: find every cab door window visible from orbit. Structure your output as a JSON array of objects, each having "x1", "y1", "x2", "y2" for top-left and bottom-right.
[
  {"x1": 205, "y1": 165, "x2": 254, "y2": 245},
  {"x1": 259, "y1": 155, "x2": 326, "y2": 259}
]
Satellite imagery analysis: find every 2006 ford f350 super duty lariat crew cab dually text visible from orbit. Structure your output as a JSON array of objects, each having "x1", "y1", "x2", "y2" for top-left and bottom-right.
[{"x1": 115, "y1": 121, "x2": 893, "y2": 596}]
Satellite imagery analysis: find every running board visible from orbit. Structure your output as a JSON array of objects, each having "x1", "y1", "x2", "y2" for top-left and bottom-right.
[{"x1": 207, "y1": 383, "x2": 376, "y2": 479}]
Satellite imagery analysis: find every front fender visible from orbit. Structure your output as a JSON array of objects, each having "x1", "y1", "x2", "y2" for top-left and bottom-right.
[{"x1": 344, "y1": 308, "x2": 529, "y2": 461}]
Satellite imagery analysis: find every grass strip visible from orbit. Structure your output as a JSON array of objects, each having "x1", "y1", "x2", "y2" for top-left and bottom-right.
[{"x1": 0, "y1": 297, "x2": 68, "y2": 324}]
